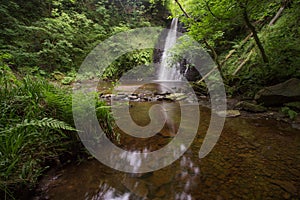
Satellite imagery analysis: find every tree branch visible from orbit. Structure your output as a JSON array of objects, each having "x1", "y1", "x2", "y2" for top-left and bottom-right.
[
  {"x1": 220, "y1": 33, "x2": 253, "y2": 66},
  {"x1": 174, "y1": 0, "x2": 191, "y2": 18},
  {"x1": 269, "y1": 4, "x2": 286, "y2": 26},
  {"x1": 204, "y1": 0, "x2": 221, "y2": 20},
  {"x1": 197, "y1": 66, "x2": 218, "y2": 83},
  {"x1": 233, "y1": 50, "x2": 253, "y2": 75}
]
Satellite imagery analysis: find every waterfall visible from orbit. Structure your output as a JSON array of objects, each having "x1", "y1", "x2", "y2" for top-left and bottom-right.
[
  {"x1": 158, "y1": 18, "x2": 181, "y2": 81},
  {"x1": 155, "y1": 18, "x2": 182, "y2": 136}
]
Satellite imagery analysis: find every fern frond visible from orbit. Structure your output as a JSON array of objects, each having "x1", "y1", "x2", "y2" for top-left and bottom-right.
[{"x1": 1, "y1": 118, "x2": 77, "y2": 134}]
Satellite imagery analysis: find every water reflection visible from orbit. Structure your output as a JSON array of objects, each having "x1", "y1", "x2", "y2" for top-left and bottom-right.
[
  {"x1": 35, "y1": 112, "x2": 300, "y2": 199},
  {"x1": 37, "y1": 81, "x2": 300, "y2": 199},
  {"x1": 87, "y1": 183, "x2": 130, "y2": 200},
  {"x1": 86, "y1": 153, "x2": 201, "y2": 200},
  {"x1": 119, "y1": 149, "x2": 149, "y2": 173}
]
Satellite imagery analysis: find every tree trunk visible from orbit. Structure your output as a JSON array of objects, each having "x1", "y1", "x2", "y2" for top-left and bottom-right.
[{"x1": 242, "y1": 8, "x2": 269, "y2": 63}]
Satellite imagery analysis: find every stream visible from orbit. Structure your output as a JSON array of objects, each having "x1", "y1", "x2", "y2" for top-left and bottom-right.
[{"x1": 33, "y1": 82, "x2": 300, "y2": 200}]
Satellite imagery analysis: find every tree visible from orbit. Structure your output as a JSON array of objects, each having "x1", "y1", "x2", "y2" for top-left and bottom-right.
[
  {"x1": 173, "y1": 0, "x2": 223, "y2": 75},
  {"x1": 170, "y1": 0, "x2": 279, "y2": 63},
  {"x1": 237, "y1": 0, "x2": 269, "y2": 63}
]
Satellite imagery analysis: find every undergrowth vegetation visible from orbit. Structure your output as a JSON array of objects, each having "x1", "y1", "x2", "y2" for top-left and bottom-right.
[
  {"x1": 223, "y1": 3, "x2": 300, "y2": 96},
  {"x1": 0, "y1": 62, "x2": 76, "y2": 198},
  {"x1": 0, "y1": 57, "x2": 114, "y2": 199}
]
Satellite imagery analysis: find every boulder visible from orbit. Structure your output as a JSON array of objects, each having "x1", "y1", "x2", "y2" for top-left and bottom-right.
[
  {"x1": 255, "y1": 78, "x2": 300, "y2": 106},
  {"x1": 235, "y1": 101, "x2": 267, "y2": 113}
]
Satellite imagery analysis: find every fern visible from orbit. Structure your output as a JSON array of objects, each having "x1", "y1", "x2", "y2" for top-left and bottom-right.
[
  {"x1": 43, "y1": 88, "x2": 73, "y2": 124},
  {"x1": 1, "y1": 118, "x2": 77, "y2": 134}
]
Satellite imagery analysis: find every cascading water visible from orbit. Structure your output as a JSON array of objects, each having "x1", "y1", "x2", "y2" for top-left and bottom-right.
[
  {"x1": 158, "y1": 18, "x2": 181, "y2": 81},
  {"x1": 156, "y1": 18, "x2": 182, "y2": 135}
]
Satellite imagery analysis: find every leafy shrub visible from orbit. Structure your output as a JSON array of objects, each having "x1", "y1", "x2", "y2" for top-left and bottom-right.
[
  {"x1": 0, "y1": 59, "x2": 80, "y2": 197},
  {"x1": 281, "y1": 107, "x2": 298, "y2": 120},
  {"x1": 0, "y1": 60, "x2": 116, "y2": 198}
]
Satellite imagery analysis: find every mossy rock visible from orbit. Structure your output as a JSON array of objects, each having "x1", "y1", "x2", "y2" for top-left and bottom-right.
[
  {"x1": 235, "y1": 101, "x2": 267, "y2": 113},
  {"x1": 284, "y1": 102, "x2": 300, "y2": 112}
]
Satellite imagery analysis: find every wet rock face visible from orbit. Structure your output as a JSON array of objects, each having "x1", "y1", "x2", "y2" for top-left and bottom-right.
[
  {"x1": 255, "y1": 78, "x2": 300, "y2": 106},
  {"x1": 180, "y1": 60, "x2": 201, "y2": 82}
]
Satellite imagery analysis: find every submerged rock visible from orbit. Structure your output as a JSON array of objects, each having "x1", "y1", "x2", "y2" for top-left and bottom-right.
[
  {"x1": 255, "y1": 78, "x2": 300, "y2": 106},
  {"x1": 121, "y1": 177, "x2": 149, "y2": 198},
  {"x1": 149, "y1": 168, "x2": 173, "y2": 187},
  {"x1": 158, "y1": 128, "x2": 176, "y2": 137},
  {"x1": 155, "y1": 186, "x2": 167, "y2": 197},
  {"x1": 270, "y1": 180, "x2": 297, "y2": 195},
  {"x1": 235, "y1": 101, "x2": 267, "y2": 113},
  {"x1": 217, "y1": 110, "x2": 241, "y2": 118}
]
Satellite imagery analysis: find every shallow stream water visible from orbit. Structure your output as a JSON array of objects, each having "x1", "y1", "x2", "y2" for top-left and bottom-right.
[{"x1": 34, "y1": 82, "x2": 300, "y2": 200}]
